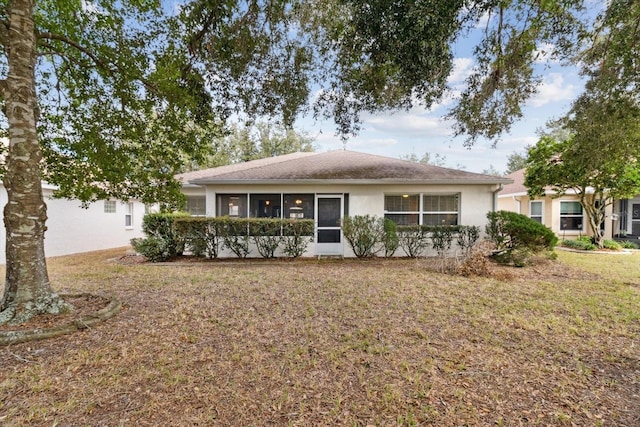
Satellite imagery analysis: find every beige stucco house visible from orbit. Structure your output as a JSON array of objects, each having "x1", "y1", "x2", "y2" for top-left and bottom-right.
[
  {"x1": 177, "y1": 150, "x2": 512, "y2": 257},
  {"x1": 497, "y1": 169, "x2": 627, "y2": 240}
]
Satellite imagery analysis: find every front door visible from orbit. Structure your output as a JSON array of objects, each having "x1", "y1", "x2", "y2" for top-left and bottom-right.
[{"x1": 316, "y1": 195, "x2": 343, "y2": 256}]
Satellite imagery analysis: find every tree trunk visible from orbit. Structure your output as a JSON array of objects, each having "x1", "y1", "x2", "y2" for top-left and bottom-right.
[
  {"x1": 0, "y1": 0, "x2": 68, "y2": 324},
  {"x1": 581, "y1": 193, "x2": 607, "y2": 249}
]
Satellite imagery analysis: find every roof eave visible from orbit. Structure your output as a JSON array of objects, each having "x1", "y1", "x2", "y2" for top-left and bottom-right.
[
  {"x1": 497, "y1": 191, "x2": 529, "y2": 198},
  {"x1": 189, "y1": 178, "x2": 513, "y2": 186}
]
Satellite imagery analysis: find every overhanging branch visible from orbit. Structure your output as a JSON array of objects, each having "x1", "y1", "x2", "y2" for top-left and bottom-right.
[
  {"x1": 37, "y1": 31, "x2": 115, "y2": 75},
  {"x1": 37, "y1": 31, "x2": 160, "y2": 96}
]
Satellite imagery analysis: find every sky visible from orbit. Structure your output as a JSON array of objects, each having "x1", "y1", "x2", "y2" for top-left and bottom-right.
[
  {"x1": 163, "y1": 0, "x2": 595, "y2": 174},
  {"x1": 295, "y1": 20, "x2": 587, "y2": 175}
]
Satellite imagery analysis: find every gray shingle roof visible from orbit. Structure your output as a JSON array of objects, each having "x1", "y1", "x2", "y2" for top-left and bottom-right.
[{"x1": 179, "y1": 150, "x2": 513, "y2": 185}]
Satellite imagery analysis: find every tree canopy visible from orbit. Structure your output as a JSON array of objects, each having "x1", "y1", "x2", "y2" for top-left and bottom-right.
[
  {"x1": 2, "y1": 0, "x2": 640, "y2": 323},
  {"x1": 186, "y1": 122, "x2": 316, "y2": 170},
  {"x1": 522, "y1": 0, "x2": 640, "y2": 247},
  {"x1": 400, "y1": 151, "x2": 447, "y2": 167},
  {"x1": 505, "y1": 151, "x2": 528, "y2": 175}
]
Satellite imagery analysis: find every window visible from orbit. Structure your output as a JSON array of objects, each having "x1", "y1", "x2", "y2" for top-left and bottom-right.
[
  {"x1": 104, "y1": 200, "x2": 116, "y2": 213},
  {"x1": 384, "y1": 194, "x2": 420, "y2": 225},
  {"x1": 217, "y1": 194, "x2": 248, "y2": 217},
  {"x1": 250, "y1": 194, "x2": 281, "y2": 218},
  {"x1": 560, "y1": 201, "x2": 583, "y2": 231},
  {"x1": 384, "y1": 193, "x2": 460, "y2": 226},
  {"x1": 185, "y1": 196, "x2": 206, "y2": 216},
  {"x1": 125, "y1": 202, "x2": 133, "y2": 228},
  {"x1": 422, "y1": 194, "x2": 459, "y2": 226},
  {"x1": 283, "y1": 194, "x2": 314, "y2": 219},
  {"x1": 530, "y1": 201, "x2": 543, "y2": 223}
]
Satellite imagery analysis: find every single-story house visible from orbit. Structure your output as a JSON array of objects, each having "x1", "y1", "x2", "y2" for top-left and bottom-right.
[
  {"x1": 496, "y1": 169, "x2": 640, "y2": 240},
  {"x1": 0, "y1": 183, "x2": 147, "y2": 264},
  {"x1": 177, "y1": 150, "x2": 512, "y2": 257}
]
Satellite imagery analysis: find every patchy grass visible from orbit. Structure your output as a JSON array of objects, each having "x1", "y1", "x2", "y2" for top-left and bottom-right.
[{"x1": 1, "y1": 248, "x2": 639, "y2": 426}]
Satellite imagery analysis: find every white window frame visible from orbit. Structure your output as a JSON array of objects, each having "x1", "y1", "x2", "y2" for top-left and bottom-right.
[
  {"x1": 384, "y1": 193, "x2": 460, "y2": 226},
  {"x1": 559, "y1": 200, "x2": 584, "y2": 231},
  {"x1": 104, "y1": 200, "x2": 116, "y2": 214},
  {"x1": 384, "y1": 194, "x2": 421, "y2": 225},
  {"x1": 529, "y1": 200, "x2": 544, "y2": 224},
  {"x1": 125, "y1": 202, "x2": 134, "y2": 229},
  {"x1": 422, "y1": 194, "x2": 460, "y2": 226}
]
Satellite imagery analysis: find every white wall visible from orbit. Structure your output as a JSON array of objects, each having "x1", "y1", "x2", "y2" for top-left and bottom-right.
[
  {"x1": 199, "y1": 182, "x2": 499, "y2": 257},
  {"x1": 204, "y1": 183, "x2": 498, "y2": 227},
  {"x1": 0, "y1": 186, "x2": 146, "y2": 264}
]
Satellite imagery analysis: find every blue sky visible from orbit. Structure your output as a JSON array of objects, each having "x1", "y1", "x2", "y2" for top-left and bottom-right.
[{"x1": 296, "y1": 17, "x2": 587, "y2": 174}]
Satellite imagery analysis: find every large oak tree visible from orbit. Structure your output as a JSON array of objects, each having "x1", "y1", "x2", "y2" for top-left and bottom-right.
[
  {"x1": 1, "y1": 0, "x2": 638, "y2": 323},
  {"x1": 0, "y1": 0, "x2": 314, "y2": 323}
]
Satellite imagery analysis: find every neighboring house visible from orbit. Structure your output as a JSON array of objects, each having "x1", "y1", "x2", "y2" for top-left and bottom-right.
[
  {"x1": 497, "y1": 169, "x2": 624, "y2": 240},
  {"x1": 176, "y1": 150, "x2": 512, "y2": 257},
  {"x1": 0, "y1": 183, "x2": 147, "y2": 264},
  {"x1": 617, "y1": 197, "x2": 640, "y2": 238}
]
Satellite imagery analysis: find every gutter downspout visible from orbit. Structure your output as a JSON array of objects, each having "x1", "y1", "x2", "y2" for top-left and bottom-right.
[
  {"x1": 492, "y1": 184, "x2": 504, "y2": 212},
  {"x1": 513, "y1": 196, "x2": 522, "y2": 214}
]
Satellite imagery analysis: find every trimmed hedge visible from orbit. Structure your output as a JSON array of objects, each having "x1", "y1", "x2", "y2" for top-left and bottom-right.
[
  {"x1": 133, "y1": 213, "x2": 483, "y2": 261},
  {"x1": 133, "y1": 214, "x2": 315, "y2": 261},
  {"x1": 341, "y1": 217, "x2": 481, "y2": 259},
  {"x1": 141, "y1": 212, "x2": 190, "y2": 256},
  {"x1": 172, "y1": 217, "x2": 225, "y2": 259},
  {"x1": 131, "y1": 212, "x2": 190, "y2": 261}
]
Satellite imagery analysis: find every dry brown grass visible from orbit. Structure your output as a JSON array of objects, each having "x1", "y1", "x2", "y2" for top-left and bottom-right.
[{"x1": 1, "y1": 248, "x2": 639, "y2": 426}]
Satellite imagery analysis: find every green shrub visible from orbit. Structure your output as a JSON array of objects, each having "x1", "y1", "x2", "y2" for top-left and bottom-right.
[
  {"x1": 130, "y1": 236, "x2": 171, "y2": 262},
  {"x1": 602, "y1": 239, "x2": 622, "y2": 250},
  {"x1": 456, "y1": 226, "x2": 481, "y2": 257},
  {"x1": 249, "y1": 219, "x2": 283, "y2": 258},
  {"x1": 561, "y1": 238, "x2": 597, "y2": 251},
  {"x1": 397, "y1": 226, "x2": 429, "y2": 258},
  {"x1": 620, "y1": 240, "x2": 639, "y2": 249},
  {"x1": 173, "y1": 217, "x2": 224, "y2": 259},
  {"x1": 172, "y1": 217, "x2": 315, "y2": 259},
  {"x1": 282, "y1": 220, "x2": 314, "y2": 258},
  {"x1": 562, "y1": 237, "x2": 622, "y2": 251},
  {"x1": 486, "y1": 211, "x2": 557, "y2": 266},
  {"x1": 342, "y1": 215, "x2": 384, "y2": 258},
  {"x1": 382, "y1": 218, "x2": 400, "y2": 257},
  {"x1": 141, "y1": 212, "x2": 189, "y2": 257},
  {"x1": 222, "y1": 218, "x2": 251, "y2": 258},
  {"x1": 430, "y1": 226, "x2": 454, "y2": 258}
]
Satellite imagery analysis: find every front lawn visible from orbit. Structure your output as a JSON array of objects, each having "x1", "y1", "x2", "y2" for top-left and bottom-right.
[{"x1": 1, "y1": 250, "x2": 639, "y2": 425}]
